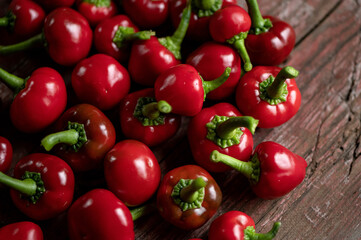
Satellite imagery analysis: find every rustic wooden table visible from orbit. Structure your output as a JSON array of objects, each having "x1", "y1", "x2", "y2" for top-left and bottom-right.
[{"x1": 0, "y1": 0, "x2": 360, "y2": 239}]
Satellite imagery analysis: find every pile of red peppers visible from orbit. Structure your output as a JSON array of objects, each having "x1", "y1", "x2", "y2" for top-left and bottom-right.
[{"x1": 0, "y1": 0, "x2": 307, "y2": 239}]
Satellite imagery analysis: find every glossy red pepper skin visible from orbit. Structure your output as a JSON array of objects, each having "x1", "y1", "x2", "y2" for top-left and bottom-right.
[
  {"x1": 235, "y1": 66, "x2": 301, "y2": 128},
  {"x1": 0, "y1": 136, "x2": 12, "y2": 172},
  {"x1": 33, "y1": 0, "x2": 75, "y2": 11},
  {"x1": 10, "y1": 67, "x2": 67, "y2": 133},
  {"x1": 245, "y1": 16, "x2": 296, "y2": 66},
  {"x1": 250, "y1": 141, "x2": 307, "y2": 199},
  {"x1": 68, "y1": 189, "x2": 134, "y2": 240},
  {"x1": 208, "y1": 211, "x2": 280, "y2": 240},
  {"x1": 157, "y1": 165, "x2": 222, "y2": 230},
  {"x1": 0, "y1": 221, "x2": 43, "y2": 240},
  {"x1": 122, "y1": 0, "x2": 168, "y2": 28},
  {"x1": 186, "y1": 42, "x2": 241, "y2": 100},
  {"x1": 76, "y1": 0, "x2": 117, "y2": 27},
  {"x1": 11, "y1": 153, "x2": 75, "y2": 220},
  {"x1": 119, "y1": 88, "x2": 181, "y2": 147},
  {"x1": 71, "y1": 54, "x2": 130, "y2": 111},
  {"x1": 169, "y1": 0, "x2": 236, "y2": 42},
  {"x1": 188, "y1": 103, "x2": 254, "y2": 172},
  {"x1": 128, "y1": 36, "x2": 181, "y2": 86},
  {"x1": 2, "y1": 0, "x2": 45, "y2": 39},
  {"x1": 48, "y1": 104, "x2": 116, "y2": 172},
  {"x1": 104, "y1": 140, "x2": 161, "y2": 206},
  {"x1": 94, "y1": 15, "x2": 140, "y2": 63},
  {"x1": 44, "y1": 7, "x2": 92, "y2": 66}
]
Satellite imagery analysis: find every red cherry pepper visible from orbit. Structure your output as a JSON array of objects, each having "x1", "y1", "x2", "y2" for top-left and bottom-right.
[
  {"x1": 157, "y1": 165, "x2": 222, "y2": 230},
  {"x1": 0, "y1": 0, "x2": 45, "y2": 39},
  {"x1": 33, "y1": 0, "x2": 75, "y2": 11},
  {"x1": 210, "y1": 141, "x2": 307, "y2": 199},
  {"x1": 0, "y1": 67, "x2": 67, "y2": 133},
  {"x1": 170, "y1": 0, "x2": 236, "y2": 42},
  {"x1": 68, "y1": 189, "x2": 134, "y2": 240},
  {"x1": 122, "y1": 0, "x2": 168, "y2": 28},
  {"x1": 0, "y1": 221, "x2": 43, "y2": 240},
  {"x1": 188, "y1": 103, "x2": 257, "y2": 172},
  {"x1": 40, "y1": 104, "x2": 116, "y2": 172},
  {"x1": 155, "y1": 64, "x2": 231, "y2": 116},
  {"x1": 244, "y1": 0, "x2": 296, "y2": 66},
  {"x1": 119, "y1": 88, "x2": 181, "y2": 147},
  {"x1": 94, "y1": 15, "x2": 155, "y2": 63},
  {"x1": 186, "y1": 42, "x2": 242, "y2": 100},
  {"x1": 0, "y1": 136, "x2": 12, "y2": 172},
  {"x1": 128, "y1": 2, "x2": 191, "y2": 86},
  {"x1": 76, "y1": 0, "x2": 118, "y2": 27},
  {"x1": 208, "y1": 211, "x2": 281, "y2": 240},
  {"x1": 0, "y1": 153, "x2": 74, "y2": 220},
  {"x1": 104, "y1": 140, "x2": 161, "y2": 206},
  {"x1": 209, "y1": 5, "x2": 253, "y2": 71},
  {"x1": 0, "y1": 7, "x2": 93, "y2": 66},
  {"x1": 236, "y1": 66, "x2": 301, "y2": 128},
  {"x1": 71, "y1": 54, "x2": 131, "y2": 110}
]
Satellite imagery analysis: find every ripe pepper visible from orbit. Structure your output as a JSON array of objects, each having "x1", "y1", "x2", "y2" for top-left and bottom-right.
[
  {"x1": 0, "y1": 67, "x2": 67, "y2": 133},
  {"x1": 104, "y1": 140, "x2": 161, "y2": 206},
  {"x1": 76, "y1": 0, "x2": 118, "y2": 27},
  {"x1": 155, "y1": 64, "x2": 231, "y2": 116},
  {"x1": 0, "y1": 221, "x2": 43, "y2": 240},
  {"x1": 0, "y1": 0, "x2": 45, "y2": 39},
  {"x1": 244, "y1": 0, "x2": 296, "y2": 66},
  {"x1": 0, "y1": 153, "x2": 74, "y2": 220},
  {"x1": 210, "y1": 141, "x2": 307, "y2": 199},
  {"x1": 67, "y1": 189, "x2": 134, "y2": 240},
  {"x1": 209, "y1": 5, "x2": 253, "y2": 71},
  {"x1": 33, "y1": 0, "x2": 75, "y2": 11},
  {"x1": 236, "y1": 66, "x2": 301, "y2": 128},
  {"x1": 122, "y1": 0, "x2": 168, "y2": 28},
  {"x1": 0, "y1": 7, "x2": 92, "y2": 66},
  {"x1": 0, "y1": 136, "x2": 12, "y2": 172},
  {"x1": 186, "y1": 42, "x2": 242, "y2": 100},
  {"x1": 94, "y1": 15, "x2": 154, "y2": 63},
  {"x1": 41, "y1": 104, "x2": 116, "y2": 172},
  {"x1": 119, "y1": 88, "x2": 181, "y2": 147},
  {"x1": 169, "y1": 0, "x2": 236, "y2": 42},
  {"x1": 188, "y1": 103, "x2": 257, "y2": 172},
  {"x1": 208, "y1": 211, "x2": 281, "y2": 240},
  {"x1": 157, "y1": 165, "x2": 222, "y2": 230},
  {"x1": 71, "y1": 54, "x2": 131, "y2": 110},
  {"x1": 127, "y1": 2, "x2": 191, "y2": 86}
]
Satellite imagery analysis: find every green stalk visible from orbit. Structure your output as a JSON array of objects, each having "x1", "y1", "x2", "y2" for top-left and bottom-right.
[
  {"x1": 0, "y1": 172, "x2": 37, "y2": 196},
  {"x1": 41, "y1": 129, "x2": 80, "y2": 151},
  {"x1": 244, "y1": 222, "x2": 281, "y2": 240},
  {"x1": 216, "y1": 116, "x2": 259, "y2": 139},
  {"x1": 266, "y1": 66, "x2": 299, "y2": 99},
  {"x1": 113, "y1": 26, "x2": 155, "y2": 49},
  {"x1": 0, "y1": 33, "x2": 43, "y2": 55},
  {"x1": 83, "y1": 0, "x2": 111, "y2": 7},
  {"x1": 0, "y1": 17, "x2": 9, "y2": 27},
  {"x1": 0, "y1": 67, "x2": 25, "y2": 93},
  {"x1": 246, "y1": 0, "x2": 273, "y2": 35},
  {"x1": 142, "y1": 102, "x2": 160, "y2": 120},
  {"x1": 233, "y1": 38, "x2": 252, "y2": 72},
  {"x1": 157, "y1": 100, "x2": 172, "y2": 114},
  {"x1": 130, "y1": 204, "x2": 155, "y2": 221},
  {"x1": 202, "y1": 67, "x2": 231, "y2": 97},
  {"x1": 194, "y1": 0, "x2": 216, "y2": 10},
  {"x1": 180, "y1": 177, "x2": 207, "y2": 203}
]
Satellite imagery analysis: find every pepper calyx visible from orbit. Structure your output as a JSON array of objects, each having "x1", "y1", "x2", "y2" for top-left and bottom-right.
[
  {"x1": 134, "y1": 97, "x2": 165, "y2": 126},
  {"x1": 66, "y1": 122, "x2": 87, "y2": 152},
  {"x1": 192, "y1": 0, "x2": 222, "y2": 17},
  {"x1": 171, "y1": 178, "x2": 206, "y2": 211},
  {"x1": 249, "y1": 18, "x2": 273, "y2": 35},
  {"x1": 0, "y1": 11, "x2": 16, "y2": 31},
  {"x1": 259, "y1": 75, "x2": 288, "y2": 105},
  {"x1": 21, "y1": 171, "x2": 45, "y2": 204},
  {"x1": 113, "y1": 26, "x2": 155, "y2": 49},
  {"x1": 206, "y1": 115, "x2": 243, "y2": 148},
  {"x1": 82, "y1": 0, "x2": 111, "y2": 7}
]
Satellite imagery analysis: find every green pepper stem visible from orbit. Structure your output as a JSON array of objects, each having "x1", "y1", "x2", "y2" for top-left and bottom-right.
[
  {"x1": 203, "y1": 67, "x2": 231, "y2": 96},
  {"x1": 194, "y1": 0, "x2": 215, "y2": 10},
  {"x1": 158, "y1": 0, "x2": 192, "y2": 59},
  {"x1": 0, "y1": 33, "x2": 43, "y2": 55},
  {"x1": 0, "y1": 17, "x2": 9, "y2": 27},
  {"x1": 0, "y1": 171, "x2": 37, "y2": 196},
  {"x1": 216, "y1": 116, "x2": 259, "y2": 139},
  {"x1": 233, "y1": 38, "x2": 252, "y2": 72},
  {"x1": 245, "y1": 222, "x2": 281, "y2": 240},
  {"x1": 0, "y1": 67, "x2": 25, "y2": 92},
  {"x1": 157, "y1": 100, "x2": 172, "y2": 114},
  {"x1": 210, "y1": 150, "x2": 254, "y2": 178},
  {"x1": 113, "y1": 26, "x2": 155, "y2": 48},
  {"x1": 180, "y1": 177, "x2": 207, "y2": 203},
  {"x1": 83, "y1": 0, "x2": 111, "y2": 7},
  {"x1": 266, "y1": 66, "x2": 299, "y2": 99},
  {"x1": 130, "y1": 204, "x2": 155, "y2": 221},
  {"x1": 142, "y1": 102, "x2": 160, "y2": 120},
  {"x1": 246, "y1": 0, "x2": 273, "y2": 35},
  {"x1": 41, "y1": 129, "x2": 80, "y2": 151}
]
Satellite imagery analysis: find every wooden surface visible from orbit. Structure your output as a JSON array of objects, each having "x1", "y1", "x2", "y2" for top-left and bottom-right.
[{"x1": 0, "y1": 0, "x2": 361, "y2": 239}]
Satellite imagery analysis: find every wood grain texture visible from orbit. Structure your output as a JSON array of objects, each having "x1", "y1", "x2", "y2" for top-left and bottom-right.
[{"x1": 0, "y1": 0, "x2": 360, "y2": 239}]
